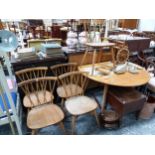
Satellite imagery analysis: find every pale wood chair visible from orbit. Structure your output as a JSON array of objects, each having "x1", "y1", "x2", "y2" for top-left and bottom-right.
[
  {"x1": 18, "y1": 77, "x2": 65, "y2": 134},
  {"x1": 50, "y1": 63, "x2": 80, "y2": 107},
  {"x1": 15, "y1": 67, "x2": 48, "y2": 82},
  {"x1": 50, "y1": 63, "x2": 78, "y2": 77},
  {"x1": 57, "y1": 71, "x2": 100, "y2": 134}
]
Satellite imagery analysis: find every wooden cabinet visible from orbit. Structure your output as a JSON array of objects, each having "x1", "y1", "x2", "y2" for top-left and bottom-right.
[
  {"x1": 67, "y1": 51, "x2": 112, "y2": 65},
  {"x1": 119, "y1": 19, "x2": 138, "y2": 29},
  {"x1": 51, "y1": 26, "x2": 61, "y2": 38}
]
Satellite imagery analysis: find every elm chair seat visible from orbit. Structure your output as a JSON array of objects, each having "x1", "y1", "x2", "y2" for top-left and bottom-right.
[
  {"x1": 27, "y1": 103, "x2": 64, "y2": 129},
  {"x1": 65, "y1": 96, "x2": 98, "y2": 115}
]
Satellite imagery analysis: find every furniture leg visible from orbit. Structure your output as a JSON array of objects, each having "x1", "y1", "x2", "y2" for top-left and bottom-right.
[
  {"x1": 97, "y1": 48, "x2": 103, "y2": 63},
  {"x1": 111, "y1": 47, "x2": 116, "y2": 67},
  {"x1": 61, "y1": 98, "x2": 64, "y2": 108},
  {"x1": 135, "y1": 110, "x2": 141, "y2": 120},
  {"x1": 101, "y1": 84, "x2": 109, "y2": 112},
  {"x1": 31, "y1": 129, "x2": 37, "y2": 135},
  {"x1": 92, "y1": 93, "x2": 102, "y2": 110},
  {"x1": 93, "y1": 110, "x2": 100, "y2": 127},
  {"x1": 81, "y1": 49, "x2": 89, "y2": 65},
  {"x1": 153, "y1": 47, "x2": 155, "y2": 57},
  {"x1": 58, "y1": 121, "x2": 66, "y2": 134},
  {"x1": 71, "y1": 115, "x2": 77, "y2": 135},
  {"x1": 91, "y1": 49, "x2": 97, "y2": 75}
]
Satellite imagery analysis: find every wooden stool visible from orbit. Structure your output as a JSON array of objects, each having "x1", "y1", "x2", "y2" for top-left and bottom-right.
[
  {"x1": 107, "y1": 87, "x2": 146, "y2": 119},
  {"x1": 99, "y1": 110, "x2": 120, "y2": 129},
  {"x1": 81, "y1": 42, "x2": 115, "y2": 75}
]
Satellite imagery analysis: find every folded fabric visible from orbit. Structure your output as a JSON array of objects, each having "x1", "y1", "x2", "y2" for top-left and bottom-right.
[
  {"x1": 41, "y1": 43, "x2": 61, "y2": 49},
  {"x1": 18, "y1": 47, "x2": 35, "y2": 53},
  {"x1": 0, "y1": 92, "x2": 17, "y2": 112}
]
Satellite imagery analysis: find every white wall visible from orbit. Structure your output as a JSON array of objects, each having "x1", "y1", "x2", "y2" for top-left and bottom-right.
[{"x1": 138, "y1": 19, "x2": 155, "y2": 32}]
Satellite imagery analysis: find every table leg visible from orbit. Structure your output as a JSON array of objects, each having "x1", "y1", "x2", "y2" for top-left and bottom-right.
[
  {"x1": 91, "y1": 49, "x2": 97, "y2": 75},
  {"x1": 97, "y1": 48, "x2": 103, "y2": 63},
  {"x1": 153, "y1": 47, "x2": 155, "y2": 57},
  {"x1": 81, "y1": 49, "x2": 89, "y2": 65},
  {"x1": 101, "y1": 84, "x2": 109, "y2": 112},
  {"x1": 111, "y1": 47, "x2": 116, "y2": 67}
]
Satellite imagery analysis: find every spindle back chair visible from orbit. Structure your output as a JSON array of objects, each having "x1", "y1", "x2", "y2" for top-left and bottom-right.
[
  {"x1": 50, "y1": 63, "x2": 78, "y2": 106},
  {"x1": 50, "y1": 63, "x2": 78, "y2": 77},
  {"x1": 57, "y1": 71, "x2": 99, "y2": 134},
  {"x1": 57, "y1": 71, "x2": 88, "y2": 99},
  {"x1": 18, "y1": 77, "x2": 65, "y2": 134},
  {"x1": 18, "y1": 77, "x2": 57, "y2": 108},
  {"x1": 15, "y1": 67, "x2": 48, "y2": 83}
]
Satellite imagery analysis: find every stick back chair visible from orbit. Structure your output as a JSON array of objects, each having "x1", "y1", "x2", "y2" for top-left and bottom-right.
[
  {"x1": 15, "y1": 67, "x2": 48, "y2": 83},
  {"x1": 50, "y1": 63, "x2": 79, "y2": 106},
  {"x1": 50, "y1": 63, "x2": 78, "y2": 77},
  {"x1": 57, "y1": 71, "x2": 99, "y2": 134},
  {"x1": 18, "y1": 77, "x2": 65, "y2": 134}
]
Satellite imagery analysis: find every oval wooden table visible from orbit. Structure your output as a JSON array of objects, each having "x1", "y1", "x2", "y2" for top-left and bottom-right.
[{"x1": 78, "y1": 61, "x2": 150, "y2": 112}]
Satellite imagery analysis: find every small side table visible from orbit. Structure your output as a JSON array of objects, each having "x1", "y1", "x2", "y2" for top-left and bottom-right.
[{"x1": 81, "y1": 42, "x2": 115, "y2": 75}]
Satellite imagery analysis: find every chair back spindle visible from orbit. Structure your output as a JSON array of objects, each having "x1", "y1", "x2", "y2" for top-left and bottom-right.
[
  {"x1": 58, "y1": 71, "x2": 88, "y2": 98},
  {"x1": 15, "y1": 67, "x2": 48, "y2": 82},
  {"x1": 50, "y1": 63, "x2": 78, "y2": 77},
  {"x1": 18, "y1": 77, "x2": 57, "y2": 108}
]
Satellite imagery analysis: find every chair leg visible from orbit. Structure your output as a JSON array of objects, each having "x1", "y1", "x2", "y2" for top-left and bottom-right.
[
  {"x1": 135, "y1": 110, "x2": 141, "y2": 120},
  {"x1": 58, "y1": 122, "x2": 66, "y2": 134},
  {"x1": 71, "y1": 116, "x2": 77, "y2": 135},
  {"x1": 93, "y1": 110, "x2": 100, "y2": 127},
  {"x1": 31, "y1": 129, "x2": 37, "y2": 135},
  {"x1": 90, "y1": 111, "x2": 94, "y2": 116},
  {"x1": 61, "y1": 98, "x2": 64, "y2": 108}
]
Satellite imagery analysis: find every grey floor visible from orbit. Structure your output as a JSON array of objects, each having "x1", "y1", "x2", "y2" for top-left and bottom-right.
[{"x1": 1, "y1": 87, "x2": 155, "y2": 135}]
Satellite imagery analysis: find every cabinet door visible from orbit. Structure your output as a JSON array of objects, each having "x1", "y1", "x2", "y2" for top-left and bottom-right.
[
  {"x1": 119, "y1": 19, "x2": 138, "y2": 29},
  {"x1": 51, "y1": 26, "x2": 61, "y2": 38}
]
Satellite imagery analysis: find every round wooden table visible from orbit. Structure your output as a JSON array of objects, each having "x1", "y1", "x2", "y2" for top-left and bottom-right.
[{"x1": 79, "y1": 61, "x2": 150, "y2": 111}]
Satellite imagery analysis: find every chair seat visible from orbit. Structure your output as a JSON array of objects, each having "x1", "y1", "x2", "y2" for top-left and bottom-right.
[
  {"x1": 27, "y1": 103, "x2": 64, "y2": 129},
  {"x1": 65, "y1": 96, "x2": 98, "y2": 115},
  {"x1": 147, "y1": 77, "x2": 155, "y2": 92},
  {"x1": 23, "y1": 90, "x2": 54, "y2": 108},
  {"x1": 57, "y1": 84, "x2": 83, "y2": 98}
]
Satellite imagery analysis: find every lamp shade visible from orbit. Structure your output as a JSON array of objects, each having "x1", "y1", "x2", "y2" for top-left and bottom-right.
[{"x1": 0, "y1": 30, "x2": 18, "y2": 52}]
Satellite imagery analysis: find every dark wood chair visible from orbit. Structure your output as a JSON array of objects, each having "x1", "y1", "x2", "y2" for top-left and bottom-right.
[
  {"x1": 135, "y1": 55, "x2": 155, "y2": 95},
  {"x1": 18, "y1": 77, "x2": 65, "y2": 134},
  {"x1": 144, "y1": 57, "x2": 155, "y2": 94}
]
